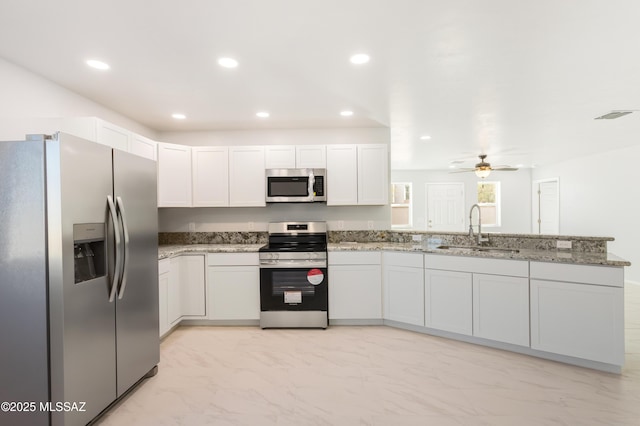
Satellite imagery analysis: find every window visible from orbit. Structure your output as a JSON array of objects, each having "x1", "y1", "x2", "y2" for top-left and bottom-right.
[
  {"x1": 391, "y1": 182, "x2": 412, "y2": 228},
  {"x1": 477, "y1": 181, "x2": 500, "y2": 227}
]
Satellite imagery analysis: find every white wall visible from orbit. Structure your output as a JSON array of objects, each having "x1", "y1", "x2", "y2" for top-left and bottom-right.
[
  {"x1": 532, "y1": 146, "x2": 639, "y2": 283},
  {"x1": 391, "y1": 168, "x2": 532, "y2": 233},
  {"x1": 0, "y1": 57, "x2": 157, "y2": 139}
]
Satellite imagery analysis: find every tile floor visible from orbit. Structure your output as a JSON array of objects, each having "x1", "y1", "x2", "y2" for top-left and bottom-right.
[{"x1": 97, "y1": 284, "x2": 640, "y2": 425}]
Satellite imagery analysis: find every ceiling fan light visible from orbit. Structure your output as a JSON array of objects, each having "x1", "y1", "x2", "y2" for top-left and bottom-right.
[{"x1": 475, "y1": 168, "x2": 491, "y2": 179}]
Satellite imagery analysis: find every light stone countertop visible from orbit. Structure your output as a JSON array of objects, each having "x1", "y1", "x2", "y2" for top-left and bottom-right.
[
  {"x1": 159, "y1": 243, "x2": 630, "y2": 266},
  {"x1": 158, "y1": 244, "x2": 263, "y2": 260},
  {"x1": 328, "y1": 242, "x2": 631, "y2": 267}
]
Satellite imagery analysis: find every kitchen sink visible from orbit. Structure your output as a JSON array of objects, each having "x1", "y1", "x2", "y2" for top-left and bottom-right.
[{"x1": 436, "y1": 245, "x2": 520, "y2": 253}]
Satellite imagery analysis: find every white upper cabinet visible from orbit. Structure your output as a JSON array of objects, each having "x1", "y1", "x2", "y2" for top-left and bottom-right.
[
  {"x1": 265, "y1": 145, "x2": 296, "y2": 169},
  {"x1": 296, "y1": 145, "x2": 326, "y2": 168},
  {"x1": 229, "y1": 146, "x2": 266, "y2": 207},
  {"x1": 96, "y1": 119, "x2": 130, "y2": 151},
  {"x1": 326, "y1": 144, "x2": 358, "y2": 205},
  {"x1": 157, "y1": 142, "x2": 192, "y2": 207},
  {"x1": 192, "y1": 146, "x2": 229, "y2": 207},
  {"x1": 265, "y1": 145, "x2": 327, "y2": 169},
  {"x1": 326, "y1": 144, "x2": 389, "y2": 206},
  {"x1": 357, "y1": 144, "x2": 388, "y2": 205},
  {"x1": 129, "y1": 133, "x2": 157, "y2": 161}
]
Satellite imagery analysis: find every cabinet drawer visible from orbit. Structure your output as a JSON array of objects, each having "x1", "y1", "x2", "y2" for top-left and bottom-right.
[
  {"x1": 207, "y1": 252, "x2": 259, "y2": 266},
  {"x1": 329, "y1": 251, "x2": 381, "y2": 265},
  {"x1": 530, "y1": 262, "x2": 623, "y2": 287},
  {"x1": 424, "y1": 254, "x2": 528, "y2": 277},
  {"x1": 159, "y1": 258, "x2": 171, "y2": 275},
  {"x1": 383, "y1": 251, "x2": 423, "y2": 268}
]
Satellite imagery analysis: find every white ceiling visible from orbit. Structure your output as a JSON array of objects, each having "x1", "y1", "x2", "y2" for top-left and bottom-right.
[{"x1": 1, "y1": 0, "x2": 639, "y2": 170}]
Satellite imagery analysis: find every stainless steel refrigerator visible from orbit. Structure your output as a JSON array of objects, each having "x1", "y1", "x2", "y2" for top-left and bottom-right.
[{"x1": 0, "y1": 132, "x2": 159, "y2": 426}]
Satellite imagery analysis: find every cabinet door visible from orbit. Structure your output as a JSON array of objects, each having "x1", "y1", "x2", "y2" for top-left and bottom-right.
[
  {"x1": 265, "y1": 145, "x2": 296, "y2": 169},
  {"x1": 424, "y1": 269, "x2": 472, "y2": 335},
  {"x1": 229, "y1": 146, "x2": 266, "y2": 207},
  {"x1": 129, "y1": 133, "x2": 157, "y2": 161},
  {"x1": 530, "y1": 279, "x2": 624, "y2": 365},
  {"x1": 97, "y1": 119, "x2": 130, "y2": 151},
  {"x1": 384, "y1": 265, "x2": 424, "y2": 326},
  {"x1": 192, "y1": 146, "x2": 229, "y2": 207},
  {"x1": 473, "y1": 274, "x2": 529, "y2": 346},
  {"x1": 168, "y1": 258, "x2": 182, "y2": 325},
  {"x1": 326, "y1": 144, "x2": 358, "y2": 205},
  {"x1": 296, "y1": 145, "x2": 326, "y2": 168},
  {"x1": 179, "y1": 255, "x2": 206, "y2": 317},
  {"x1": 357, "y1": 144, "x2": 388, "y2": 205},
  {"x1": 208, "y1": 266, "x2": 260, "y2": 320},
  {"x1": 329, "y1": 264, "x2": 382, "y2": 320},
  {"x1": 157, "y1": 142, "x2": 192, "y2": 207},
  {"x1": 158, "y1": 269, "x2": 169, "y2": 337}
]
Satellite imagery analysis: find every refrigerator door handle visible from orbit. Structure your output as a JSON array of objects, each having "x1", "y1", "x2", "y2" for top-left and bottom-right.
[
  {"x1": 116, "y1": 196, "x2": 130, "y2": 300},
  {"x1": 107, "y1": 195, "x2": 122, "y2": 302}
]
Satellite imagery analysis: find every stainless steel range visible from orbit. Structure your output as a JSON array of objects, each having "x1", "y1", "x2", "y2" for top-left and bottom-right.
[{"x1": 259, "y1": 222, "x2": 328, "y2": 329}]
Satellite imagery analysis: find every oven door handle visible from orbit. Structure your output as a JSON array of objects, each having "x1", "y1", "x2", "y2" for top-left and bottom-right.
[{"x1": 260, "y1": 261, "x2": 327, "y2": 269}]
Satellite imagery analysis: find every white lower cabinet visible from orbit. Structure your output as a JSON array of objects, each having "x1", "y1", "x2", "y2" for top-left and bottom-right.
[
  {"x1": 207, "y1": 253, "x2": 260, "y2": 320},
  {"x1": 473, "y1": 273, "x2": 529, "y2": 346},
  {"x1": 168, "y1": 257, "x2": 182, "y2": 325},
  {"x1": 383, "y1": 252, "x2": 424, "y2": 326},
  {"x1": 178, "y1": 255, "x2": 206, "y2": 317},
  {"x1": 158, "y1": 259, "x2": 171, "y2": 337},
  {"x1": 530, "y1": 262, "x2": 624, "y2": 365},
  {"x1": 424, "y1": 269, "x2": 472, "y2": 335},
  {"x1": 159, "y1": 254, "x2": 206, "y2": 337},
  {"x1": 328, "y1": 252, "x2": 382, "y2": 320}
]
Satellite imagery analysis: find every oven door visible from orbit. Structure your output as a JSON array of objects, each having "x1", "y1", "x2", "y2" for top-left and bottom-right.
[{"x1": 260, "y1": 266, "x2": 328, "y2": 311}]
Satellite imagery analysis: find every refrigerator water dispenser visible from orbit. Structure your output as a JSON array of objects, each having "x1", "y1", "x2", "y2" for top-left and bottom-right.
[{"x1": 73, "y1": 223, "x2": 106, "y2": 283}]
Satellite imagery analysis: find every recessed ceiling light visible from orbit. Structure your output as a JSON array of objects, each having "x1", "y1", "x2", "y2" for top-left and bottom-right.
[
  {"x1": 86, "y1": 59, "x2": 110, "y2": 70},
  {"x1": 350, "y1": 53, "x2": 370, "y2": 64},
  {"x1": 172, "y1": 113, "x2": 186, "y2": 120},
  {"x1": 420, "y1": 135, "x2": 432, "y2": 140},
  {"x1": 256, "y1": 111, "x2": 270, "y2": 118},
  {"x1": 340, "y1": 110, "x2": 354, "y2": 117},
  {"x1": 218, "y1": 57, "x2": 238, "y2": 68}
]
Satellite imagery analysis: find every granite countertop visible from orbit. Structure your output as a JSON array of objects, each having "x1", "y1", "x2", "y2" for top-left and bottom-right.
[
  {"x1": 328, "y1": 242, "x2": 631, "y2": 267},
  {"x1": 159, "y1": 244, "x2": 263, "y2": 260},
  {"x1": 158, "y1": 242, "x2": 630, "y2": 266}
]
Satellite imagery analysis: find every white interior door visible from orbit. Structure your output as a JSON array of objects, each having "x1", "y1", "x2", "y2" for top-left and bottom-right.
[
  {"x1": 532, "y1": 178, "x2": 559, "y2": 234},
  {"x1": 425, "y1": 183, "x2": 465, "y2": 231}
]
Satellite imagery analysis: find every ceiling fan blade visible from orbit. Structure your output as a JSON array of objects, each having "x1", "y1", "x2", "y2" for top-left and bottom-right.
[
  {"x1": 449, "y1": 169, "x2": 476, "y2": 173},
  {"x1": 491, "y1": 167, "x2": 519, "y2": 171}
]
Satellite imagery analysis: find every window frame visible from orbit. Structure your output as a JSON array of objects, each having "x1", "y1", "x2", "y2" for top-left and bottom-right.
[
  {"x1": 476, "y1": 180, "x2": 501, "y2": 228},
  {"x1": 391, "y1": 182, "x2": 413, "y2": 228}
]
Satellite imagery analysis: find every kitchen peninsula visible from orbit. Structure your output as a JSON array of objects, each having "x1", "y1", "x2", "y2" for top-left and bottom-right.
[{"x1": 159, "y1": 230, "x2": 629, "y2": 373}]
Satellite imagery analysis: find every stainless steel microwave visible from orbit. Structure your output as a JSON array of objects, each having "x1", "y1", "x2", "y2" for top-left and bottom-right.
[{"x1": 265, "y1": 168, "x2": 326, "y2": 203}]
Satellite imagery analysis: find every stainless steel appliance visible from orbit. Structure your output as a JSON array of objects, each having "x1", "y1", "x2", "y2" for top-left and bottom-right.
[
  {"x1": 265, "y1": 168, "x2": 326, "y2": 203},
  {"x1": 0, "y1": 133, "x2": 159, "y2": 426},
  {"x1": 259, "y1": 222, "x2": 328, "y2": 328}
]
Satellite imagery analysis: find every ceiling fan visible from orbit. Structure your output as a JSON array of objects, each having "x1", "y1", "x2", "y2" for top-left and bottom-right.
[{"x1": 450, "y1": 154, "x2": 519, "y2": 178}]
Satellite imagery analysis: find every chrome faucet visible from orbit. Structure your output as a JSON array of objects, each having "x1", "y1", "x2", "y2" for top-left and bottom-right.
[{"x1": 469, "y1": 204, "x2": 489, "y2": 245}]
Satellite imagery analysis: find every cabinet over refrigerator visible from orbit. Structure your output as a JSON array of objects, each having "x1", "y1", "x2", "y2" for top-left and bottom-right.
[{"x1": 0, "y1": 133, "x2": 159, "y2": 426}]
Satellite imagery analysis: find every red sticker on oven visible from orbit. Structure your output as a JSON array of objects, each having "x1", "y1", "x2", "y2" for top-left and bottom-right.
[{"x1": 307, "y1": 268, "x2": 324, "y2": 285}]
